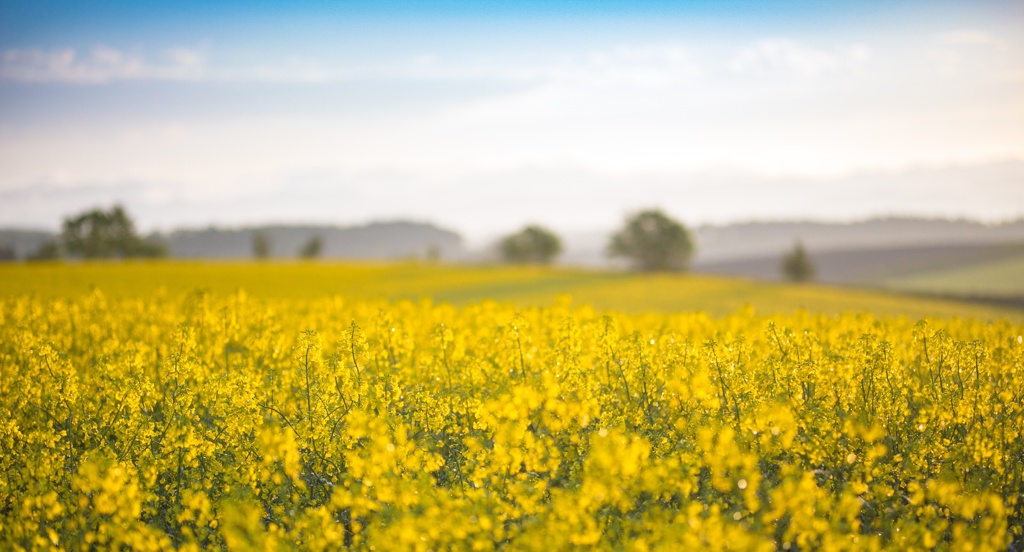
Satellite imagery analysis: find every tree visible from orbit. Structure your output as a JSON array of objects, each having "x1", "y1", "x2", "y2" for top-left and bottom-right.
[
  {"x1": 61, "y1": 204, "x2": 166, "y2": 259},
  {"x1": 299, "y1": 235, "x2": 323, "y2": 259},
  {"x1": 781, "y1": 240, "x2": 815, "y2": 282},
  {"x1": 499, "y1": 225, "x2": 563, "y2": 265},
  {"x1": 252, "y1": 231, "x2": 271, "y2": 259},
  {"x1": 28, "y1": 240, "x2": 62, "y2": 261},
  {"x1": 607, "y1": 209, "x2": 694, "y2": 272}
]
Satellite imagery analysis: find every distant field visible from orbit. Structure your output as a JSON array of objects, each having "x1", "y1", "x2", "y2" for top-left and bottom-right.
[
  {"x1": 694, "y1": 243, "x2": 1024, "y2": 286},
  {"x1": 885, "y1": 254, "x2": 1024, "y2": 297},
  {"x1": 1, "y1": 261, "x2": 1019, "y2": 320}
]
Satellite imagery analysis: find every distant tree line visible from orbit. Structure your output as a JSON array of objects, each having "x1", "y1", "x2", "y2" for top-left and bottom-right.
[
  {"x1": 17, "y1": 206, "x2": 334, "y2": 262},
  {"x1": 13, "y1": 204, "x2": 816, "y2": 279}
]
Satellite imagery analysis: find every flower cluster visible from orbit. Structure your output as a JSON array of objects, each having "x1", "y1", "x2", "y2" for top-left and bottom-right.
[{"x1": 1, "y1": 287, "x2": 1021, "y2": 550}]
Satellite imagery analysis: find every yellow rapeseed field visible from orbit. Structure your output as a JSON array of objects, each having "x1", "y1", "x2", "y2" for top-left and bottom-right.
[{"x1": 1, "y1": 263, "x2": 1021, "y2": 550}]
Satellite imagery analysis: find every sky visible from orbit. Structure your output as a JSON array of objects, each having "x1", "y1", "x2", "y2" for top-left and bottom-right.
[{"x1": 1, "y1": 0, "x2": 1023, "y2": 243}]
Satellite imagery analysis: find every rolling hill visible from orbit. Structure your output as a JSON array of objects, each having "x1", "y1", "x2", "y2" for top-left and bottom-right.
[
  {"x1": 163, "y1": 221, "x2": 464, "y2": 260},
  {"x1": 693, "y1": 242, "x2": 1024, "y2": 286},
  {"x1": 0, "y1": 221, "x2": 465, "y2": 261}
]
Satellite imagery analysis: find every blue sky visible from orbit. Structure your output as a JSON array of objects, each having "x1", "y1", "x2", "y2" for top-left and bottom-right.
[{"x1": 1, "y1": 1, "x2": 1022, "y2": 240}]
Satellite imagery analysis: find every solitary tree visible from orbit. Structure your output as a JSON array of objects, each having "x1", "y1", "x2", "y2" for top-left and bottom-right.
[
  {"x1": 252, "y1": 231, "x2": 271, "y2": 259},
  {"x1": 499, "y1": 225, "x2": 563, "y2": 265},
  {"x1": 299, "y1": 235, "x2": 323, "y2": 259},
  {"x1": 781, "y1": 240, "x2": 815, "y2": 282},
  {"x1": 607, "y1": 209, "x2": 694, "y2": 272},
  {"x1": 61, "y1": 204, "x2": 166, "y2": 259}
]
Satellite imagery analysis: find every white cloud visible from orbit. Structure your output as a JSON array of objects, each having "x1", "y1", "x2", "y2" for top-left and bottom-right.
[
  {"x1": 382, "y1": 41, "x2": 700, "y2": 87},
  {"x1": 0, "y1": 46, "x2": 205, "y2": 83},
  {"x1": 0, "y1": 41, "x2": 702, "y2": 87},
  {"x1": 937, "y1": 29, "x2": 1004, "y2": 48},
  {"x1": 562, "y1": 42, "x2": 700, "y2": 86},
  {"x1": 928, "y1": 29, "x2": 1018, "y2": 78},
  {"x1": 729, "y1": 39, "x2": 869, "y2": 77}
]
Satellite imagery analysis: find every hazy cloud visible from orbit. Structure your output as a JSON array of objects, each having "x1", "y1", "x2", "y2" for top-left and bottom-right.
[
  {"x1": 0, "y1": 41, "x2": 703, "y2": 87},
  {"x1": 936, "y1": 29, "x2": 1004, "y2": 48},
  {"x1": 729, "y1": 39, "x2": 869, "y2": 77},
  {"x1": 381, "y1": 41, "x2": 700, "y2": 88},
  {"x1": 0, "y1": 46, "x2": 205, "y2": 83},
  {"x1": 928, "y1": 29, "x2": 1017, "y2": 78},
  {"x1": 3, "y1": 160, "x2": 1021, "y2": 239}
]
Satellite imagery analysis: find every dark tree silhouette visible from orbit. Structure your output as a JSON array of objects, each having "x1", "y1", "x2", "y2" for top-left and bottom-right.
[
  {"x1": 607, "y1": 209, "x2": 694, "y2": 272},
  {"x1": 61, "y1": 205, "x2": 166, "y2": 259},
  {"x1": 781, "y1": 240, "x2": 816, "y2": 282},
  {"x1": 252, "y1": 231, "x2": 271, "y2": 259},
  {"x1": 499, "y1": 225, "x2": 563, "y2": 265},
  {"x1": 299, "y1": 235, "x2": 323, "y2": 259}
]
